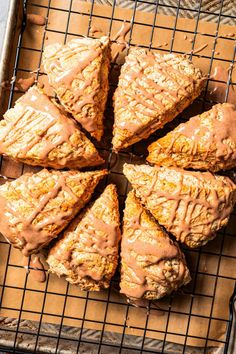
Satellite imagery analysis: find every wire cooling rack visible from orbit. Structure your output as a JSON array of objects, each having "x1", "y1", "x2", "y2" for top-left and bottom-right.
[{"x1": 0, "y1": 0, "x2": 236, "y2": 353}]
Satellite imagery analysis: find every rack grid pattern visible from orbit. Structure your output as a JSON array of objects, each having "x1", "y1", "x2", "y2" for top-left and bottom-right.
[{"x1": 0, "y1": 0, "x2": 236, "y2": 353}]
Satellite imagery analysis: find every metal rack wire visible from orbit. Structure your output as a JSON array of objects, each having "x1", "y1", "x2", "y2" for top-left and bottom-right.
[{"x1": 0, "y1": 0, "x2": 236, "y2": 353}]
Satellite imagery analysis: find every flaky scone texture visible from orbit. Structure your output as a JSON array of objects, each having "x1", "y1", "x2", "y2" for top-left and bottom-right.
[
  {"x1": 47, "y1": 184, "x2": 121, "y2": 291},
  {"x1": 0, "y1": 168, "x2": 107, "y2": 255},
  {"x1": 112, "y1": 48, "x2": 205, "y2": 151},
  {"x1": 123, "y1": 164, "x2": 236, "y2": 248},
  {"x1": 0, "y1": 86, "x2": 104, "y2": 169},
  {"x1": 147, "y1": 103, "x2": 236, "y2": 172},
  {"x1": 120, "y1": 191, "x2": 191, "y2": 300},
  {"x1": 43, "y1": 36, "x2": 111, "y2": 141}
]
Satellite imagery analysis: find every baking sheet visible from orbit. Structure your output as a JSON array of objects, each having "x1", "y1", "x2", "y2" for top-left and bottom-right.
[
  {"x1": 0, "y1": 0, "x2": 236, "y2": 352},
  {"x1": 80, "y1": 0, "x2": 236, "y2": 26}
]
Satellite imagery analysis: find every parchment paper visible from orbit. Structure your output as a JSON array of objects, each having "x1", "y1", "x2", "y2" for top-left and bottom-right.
[{"x1": 0, "y1": 0, "x2": 236, "y2": 351}]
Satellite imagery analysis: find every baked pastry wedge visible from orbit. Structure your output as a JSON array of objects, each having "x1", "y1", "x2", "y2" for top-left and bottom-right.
[
  {"x1": 123, "y1": 164, "x2": 236, "y2": 248},
  {"x1": 0, "y1": 168, "x2": 107, "y2": 255},
  {"x1": 47, "y1": 184, "x2": 121, "y2": 291},
  {"x1": 0, "y1": 86, "x2": 104, "y2": 169},
  {"x1": 112, "y1": 48, "x2": 205, "y2": 151},
  {"x1": 43, "y1": 36, "x2": 111, "y2": 141},
  {"x1": 120, "y1": 191, "x2": 190, "y2": 300},
  {"x1": 147, "y1": 103, "x2": 236, "y2": 172}
]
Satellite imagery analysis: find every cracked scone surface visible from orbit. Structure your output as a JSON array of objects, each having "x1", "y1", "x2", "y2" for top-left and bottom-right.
[
  {"x1": 147, "y1": 103, "x2": 236, "y2": 172},
  {"x1": 0, "y1": 168, "x2": 107, "y2": 256},
  {"x1": 120, "y1": 191, "x2": 190, "y2": 300},
  {"x1": 112, "y1": 48, "x2": 205, "y2": 151},
  {"x1": 47, "y1": 184, "x2": 121, "y2": 291},
  {"x1": 43, "y1": 36, "x2": 111, "y2": 141},
  {"x1": 0, "y1": 86, "x2": 104, "y2": 169},
  {"x1": 123, "y1": 164, "x2": 236, "y2": 248}
]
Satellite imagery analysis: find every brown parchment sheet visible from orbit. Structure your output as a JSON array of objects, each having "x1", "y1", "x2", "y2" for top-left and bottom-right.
[{"x1": 0, "y1": 0, "x2": 236, "y2": 351}]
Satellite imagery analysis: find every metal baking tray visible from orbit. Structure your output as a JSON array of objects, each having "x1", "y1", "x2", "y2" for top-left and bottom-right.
[{"x1": 0, "y1": 1, "x2": 235, "y2": 353}]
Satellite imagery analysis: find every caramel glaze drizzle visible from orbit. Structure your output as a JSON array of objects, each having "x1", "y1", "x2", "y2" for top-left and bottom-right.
[
  {"x1": 0, "y1": 87, "x2": 78, "y2": 162},
  {"x1": 210, "y1": 66, "x2": 236, "y2": 104},
  {"x1": 158, "y1": 103, "x2": 236, "y2": 164},
  {"x1": 115, "y1": 51, "x2": 197, "y2": 134},
  {"x1": 17, "y1": 76, "x2": 35, "y2": 91},
  {"x1": 89, "y1": 22, "x2": 131, "y2": 63},
  {"x1": 188, "y1": 43, "x2": 208, "y2": 55},
  {"x1": 45, "y1": 40, "x2": 105, "y2": 133},
  {"x1": 142, "y1": 167, "x2": 235, "y2": 243},
  {"x1": 112, "y1": 22, "x2": 131, "y2": 63},
  {"x1": 121, "y1": 206, "x2": 186, "y2": 299},
  {"x1": 113, "y1": 22, "x2": 132, "y2": 45},
  {"x1": 27, "y1": 14, "x2": 46, "y2": 26},
  {"x1": 90, "y1": 25, "x2": 104, "y2": 36},
  {"x1": 53, "y1": 194, "x2": 119, "y2": 282},
  {"x1": 22, "y1": 254, "x2": 46, "y2": 283},
  {"x1": 0, "y1": 171, "x2": 79, "y2": 256}
]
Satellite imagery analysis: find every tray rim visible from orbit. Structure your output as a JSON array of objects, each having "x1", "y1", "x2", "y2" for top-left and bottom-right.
[{"x1": 0, "y1": 1, "x2": 235, "y2": 353}]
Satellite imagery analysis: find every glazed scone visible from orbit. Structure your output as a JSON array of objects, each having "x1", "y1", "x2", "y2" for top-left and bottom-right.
[
  {"x1": 123, "y1": 164, "x2": 236, "y2": 248},
  {"x1": 0, "y1": 86, "x2": 104, "y2": 169},
  {"x1": 43, "y1": 36, "x2": 111, "y2": 141},
  {"x1": 0, "y1": 168, "x2": 107, "y2": 255},
  {"x1": 47, "y1": 184, "x2": 121, "y2": 291},
  {"x1": 120, "y1": 191, "x2": 190, "y2": 300},
  {"x1": 112, "y1": 48, "x2": 205, "y2": 151},
  {"x1": 147, "y1": 103, "x2": 236, "y2": 172}
]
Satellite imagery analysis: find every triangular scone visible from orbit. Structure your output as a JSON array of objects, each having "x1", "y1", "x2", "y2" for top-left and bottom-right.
[
  {"x1": 47, "y1": 184, "x2": 121, "y2": 291},
  {"x1": 123, "y1": 164, "x2": 236, "y2": 248},
  {"x1": 0, "y1": 168, "x2": 107, "y2": 256},
  {"x1": 112, "y1": 48, "x2": 205, "y2": 151},
  {"x1": 43, "y1": 36, "x2": 110, "y2": 141},
  {"x1": 120, "y1": 191, "x2": 190, "y2": 300},
  {"x1": 0, "y1": 86, "x2": 104, "y2": 169},
  {"x1": 147, "y1": 103, "x2": 236, "y2": 172}
]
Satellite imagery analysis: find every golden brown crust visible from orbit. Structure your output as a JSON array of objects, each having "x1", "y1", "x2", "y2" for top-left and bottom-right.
[
  {"x1": 123, "y1": 164, "x2": 236, "y2": 248},
  {"x1": 112, "y1": 48, "x2": 205, "y2": 151},
  {"x1": 0, "y1": 86, "x2": 104, "y2": 169},
  {"x1": 120, "y1": 191, "x2": 191, "y2": 300},
  {"x1": 147, "y1": 103, "x2": 236, "y2": 172},
  {"x1": 47, "y1": 184, "x2": 121, "y2": 291},
  {"x1": 0, "y1": 168, "x2": 107, "y2": 255},
  {"x1": 43, "y1": 36, "x2": 111, "y2": 141}
]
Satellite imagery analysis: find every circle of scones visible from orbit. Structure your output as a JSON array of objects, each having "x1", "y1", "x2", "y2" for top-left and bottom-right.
[{"x1": 1, "y1": 37, "x2": 236, "y2": 300}]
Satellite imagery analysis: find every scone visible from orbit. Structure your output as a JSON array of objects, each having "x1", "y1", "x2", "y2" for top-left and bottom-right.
[
  {"x1": 0, "y1": 168, "x2": 107, "y2": 255},
  {"x1": 147, "y1": 103, "x2": 236, "y2": 172},
  {"x1": 112, "y1": 48, "x2": 205, "y2": 151},
  {"x1": 120, "y1": 191, "x2": 190, "y2": 300},
  {"x1": 47, "y1": 184, "x2": 121, "y2": 291},
  {"x1": 123, "y1": 164, "x2": 236, "y2": 248},
  {"x1": 43, "y1": 36, "x2": 111, "y2": 141},
  {"x1": 0, "y1": 86, "x2": 104, "y2": 169}
]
